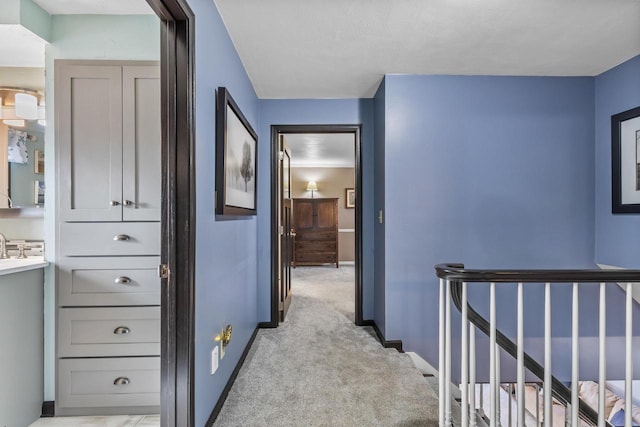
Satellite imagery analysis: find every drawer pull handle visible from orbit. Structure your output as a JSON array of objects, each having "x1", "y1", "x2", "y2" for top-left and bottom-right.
[
  {"x1": 113, "y1": 326, "x2": 131, "y2": 335},
  {"x1": 113, "y1": 234, "x2": 130, "y2": 241},
  {"x1": 114, "y1": 276, "x2": 131, "y2": 284},
  {"x1": 113, "y1": 377, "x2": 130, "y2": 386}
]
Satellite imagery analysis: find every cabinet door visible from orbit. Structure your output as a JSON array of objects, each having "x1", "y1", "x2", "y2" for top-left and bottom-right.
[
  {"x1": 122, "y1": 65, "x2": 161, "y2": 221},
  {"x1": 315, "y1": 199, "x2": 338, "y2": 231},
  {"x1": 293, "y1": 199, "x2": 315, "y2": 231},
  {"x1": 56, "y1": 63, "x2": 123, "y2": 222}
]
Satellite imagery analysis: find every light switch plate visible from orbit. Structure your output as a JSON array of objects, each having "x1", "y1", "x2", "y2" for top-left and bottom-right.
[{"x1": 211, "y1": 346, "x2": 219, "y2": 374}]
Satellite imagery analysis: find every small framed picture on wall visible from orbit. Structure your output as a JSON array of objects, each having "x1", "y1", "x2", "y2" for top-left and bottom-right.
[{"x1": 345, "y1": 188, "x2": 355, "y2": 209}]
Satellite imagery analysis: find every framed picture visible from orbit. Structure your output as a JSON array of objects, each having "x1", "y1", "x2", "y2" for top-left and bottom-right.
[
  {"x1": 612, "y1": 106, "x2": 640, "y2": 213},
  {"x1": 215, "y1": 87, "x2": 258, "y2": 216},
  {"x1": 34, "y1": 180, "x2": 44, "y2": 205},
  {"x1": 345, "y1": 188, "x2": 355, "y2": 209},
  {"x1": 34, "y1": 149, "x2": 44, "y2": 174}
]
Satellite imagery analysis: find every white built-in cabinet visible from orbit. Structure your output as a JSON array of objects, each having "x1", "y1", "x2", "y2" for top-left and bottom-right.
[
  {"x1": 55, "y1": 61, "x2": 161, "y2": 416},
  {"x1": 57, "y1": 63, "x2": 161, "y2": 222}
]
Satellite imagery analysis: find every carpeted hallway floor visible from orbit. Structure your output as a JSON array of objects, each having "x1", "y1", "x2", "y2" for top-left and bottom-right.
[{"x1": 213, "y1": 265, "x2": 439, "y2": 426}]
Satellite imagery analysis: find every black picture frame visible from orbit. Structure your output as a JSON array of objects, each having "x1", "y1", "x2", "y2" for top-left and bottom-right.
[
  {"x1": 612, "y1": 106, "x2": 640, "y2": 213},
  {"x1": 216, "y1": 87, "x2": 258, "y2": 216}
]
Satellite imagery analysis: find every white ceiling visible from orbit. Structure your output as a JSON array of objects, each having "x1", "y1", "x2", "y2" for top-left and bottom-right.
[
  {"x1": 285, "y1": 134, "x2": 355, "y2": 168},
  {"x1": 214, "y1": 0, "x2": 640, "y2": 99},
  {"x1": 32, "y1": 0, "x2": 154, "y2": 15}
]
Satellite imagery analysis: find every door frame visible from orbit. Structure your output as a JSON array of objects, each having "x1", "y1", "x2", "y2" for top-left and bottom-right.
[
  {"x1": 145, "y1": 0, "x2": 195, "y2": 426},
  {"x1": 269, "y1": 124, "x2": 364, "y2": 327}
]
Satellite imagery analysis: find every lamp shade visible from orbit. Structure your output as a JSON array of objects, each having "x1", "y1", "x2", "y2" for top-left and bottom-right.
[
  {"x1": 15, "y1": 93, "x2": 38, "y2": 120},
  {"x1": 306, "y1": 181, "x2": 318, "y2": 191}
]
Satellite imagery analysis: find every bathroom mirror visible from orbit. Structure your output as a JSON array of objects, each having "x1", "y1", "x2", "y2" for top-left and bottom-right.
[{"x1": 0, "y1": 69, "x2": 46, "y2": 217}]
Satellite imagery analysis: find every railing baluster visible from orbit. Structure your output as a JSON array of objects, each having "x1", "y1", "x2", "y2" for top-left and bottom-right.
[
  {"x1": 544, "y1": 282, "x2": 552, "y2": 427},
  {"x1": 439, "y1": 278, "x2": 445, "y2": 427},
  {"x1": 461, "y1": 281, "x2": 469, "y2": 427},
  {"x1": 496, "y1": 349, "x2": 502, "y2": 427},
  {"x1": 571, "y1": 282, "x2": 579, "y2": 427},
  {"x1": 508, "y1": 383, "x2": 513, "y2": 427},
  {"x1": 536, "y1": 383, "x2": 540, "y2": 427},
  {"x1": 490, "y1": 282, "x2": 497, "y2": 427},
  {"x1": 470, "y1": 325, "x2": 477, "y2": 427},
  {"x1": 626, "y1": 282, "x2": 633, "y2": 427},
  {"x1": 517, "y1": 282, "x2": 525, "y2": 427},
  {"x1": 599, "y1": 282, "x2": 606, "y2": 427},
  {"x1": 446, "y1": 280, "x2": 452, "y2": 426}
]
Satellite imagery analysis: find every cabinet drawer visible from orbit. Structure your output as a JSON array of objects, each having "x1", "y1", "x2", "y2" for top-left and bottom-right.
[
  {"x1": 296, "y1": 240, "x2": 336, "y2": 253},
  {"x1": 58, "y1": 357, "x2": 160, "y2": 409},
  {"x1": 60, "y1": 222, "x2": 160, "y2": 256},
  {"x1": 295, "y1": 253, "x2": 337, "y2": 264},
  {"x1": 297, "y1": 231, "x2": 336, "y2": 241},
  {"x1": 58, "y1": 307, "x2": 160, "y2": 357},
  {"x1": 58, "y1": 257, "x2": 160, "y2": 306}
]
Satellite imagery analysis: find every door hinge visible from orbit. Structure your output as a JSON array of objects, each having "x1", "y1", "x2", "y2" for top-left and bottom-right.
[
  {"x1": 279, "y1": 151, "x2": 284, "y2": 161},
  {"x1": 158, "y1": 264, "x2": 170, "y2": 279}
]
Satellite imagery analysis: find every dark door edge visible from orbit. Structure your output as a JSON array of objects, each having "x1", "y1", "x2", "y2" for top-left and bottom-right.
[{"x1": 145, "y1": 0, "x2": 196, "y2": 426}]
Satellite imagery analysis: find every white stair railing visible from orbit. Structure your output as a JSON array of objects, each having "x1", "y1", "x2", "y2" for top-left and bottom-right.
[{"x1": 435, "y1": 263, "x2": 640, "y2": 427}]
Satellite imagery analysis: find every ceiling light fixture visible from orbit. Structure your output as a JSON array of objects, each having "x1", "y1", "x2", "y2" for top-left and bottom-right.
[
  {"x1": 0, "y1": 88, "x2": 45, "y2": 122},
  {"x1": 14, "y1": 93, "x2": 38, "y2": 119},
  {"x1": 3, "y1": 119, "x2": 25, "y2": 127}
]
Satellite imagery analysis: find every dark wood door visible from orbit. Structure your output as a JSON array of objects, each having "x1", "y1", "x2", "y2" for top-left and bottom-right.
[
  {"x1": 280, "y1": 198, "x2": 292, "y2": 321},
  {"x1": 279, "y1": 139, "x2": 292, "y2": 321}
]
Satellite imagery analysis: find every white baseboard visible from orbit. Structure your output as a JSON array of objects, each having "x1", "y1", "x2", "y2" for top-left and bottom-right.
[{"x1": 406, "y1": 351, "x2": 460, "y2": 399}]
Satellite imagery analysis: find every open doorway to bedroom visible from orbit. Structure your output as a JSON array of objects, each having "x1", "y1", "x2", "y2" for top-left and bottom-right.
[{"x1": 270, "y1": 125, "x2": 363, "y2": 327}]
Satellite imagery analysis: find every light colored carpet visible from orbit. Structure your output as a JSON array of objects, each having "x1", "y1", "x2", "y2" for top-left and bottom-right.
[
  {"x1": 30, "y1": 415, "x2": 159, "y2": 426},
  {"x1": 214, "y1": 265, "x2": 439, "y2": 426}
]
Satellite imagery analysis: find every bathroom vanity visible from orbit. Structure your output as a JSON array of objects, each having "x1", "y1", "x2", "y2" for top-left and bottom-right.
[{"x1": 0, "y1": 257, "x2": 48, "y2": 427}]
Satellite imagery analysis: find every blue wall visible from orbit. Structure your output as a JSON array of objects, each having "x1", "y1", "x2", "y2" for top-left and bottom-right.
[
  {"x1": 373, "y1": 80, "x2": 386, "y2": 334},
  {"x1": 594, "y1": 54, "x2": 640, "y2": 267},
  {"x1": 189, "y1": 1, "x2": 259, "y2": 425},
  {"x1": 382, "y1": 75, "x2": 597, "y2": 365},
  {"x1": 257, "y1": 99, "x2": 375, "y2": 322}
]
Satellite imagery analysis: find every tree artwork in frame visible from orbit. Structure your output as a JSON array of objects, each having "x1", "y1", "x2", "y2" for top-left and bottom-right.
[
  {"x1": 612, "y1": 106, "x2": 640, "y2": 213},
  {"x1": 215, "y1": 87, "x2": 258, "y2": 216}
]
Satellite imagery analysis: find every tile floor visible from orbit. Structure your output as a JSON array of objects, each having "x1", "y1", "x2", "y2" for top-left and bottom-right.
[{"x1": 29, "y1": 415, "x2": 159, "y2": 426}]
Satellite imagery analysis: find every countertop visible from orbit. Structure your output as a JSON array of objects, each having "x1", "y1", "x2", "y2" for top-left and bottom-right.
[{"x1": 0, "y1": 256, "x2": 48, "y2": 276}]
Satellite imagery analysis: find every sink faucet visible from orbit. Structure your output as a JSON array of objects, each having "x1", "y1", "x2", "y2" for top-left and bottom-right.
[{"x1": 0, "y1": 234, "x2": 9, "y2": 259}]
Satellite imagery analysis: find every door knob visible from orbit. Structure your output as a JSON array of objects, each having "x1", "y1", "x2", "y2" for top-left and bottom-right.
[
  {"x1": 113, "y1": 377, "x2": 130, "y2": 386},
  {"x1": 114, "y1": 276, "x2": 131, "y2": 284},
  {"x1": 113, "y1": 234, "x2": 130, "y2": 241},
  {"x1": 113, "y1": 326, "x2": 131, "y2": 335},
  {"x1": 110, "y1": 200, "x2": 120, "y2": 206},
  {"x1": 124, "y1": 200, "x2": 133, "y2": 206}
]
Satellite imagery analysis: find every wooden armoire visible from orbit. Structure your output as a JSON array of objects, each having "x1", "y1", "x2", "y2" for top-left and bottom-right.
[{"x1": 292, "y1": 198, "x2": 339, "y2": 267}]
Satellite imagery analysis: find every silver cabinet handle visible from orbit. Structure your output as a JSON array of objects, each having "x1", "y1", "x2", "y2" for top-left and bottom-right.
[
  {"x1": 114, "y1": 276, "x2": 131, "y2": 284},
  {"x1": 113, "y1": 234, "x2": 130, "y2": 241},
  {"x1": 124, "y1": 200, "x2": 133, "y2": 206},
  {"x1": 110, "y1": 200, "x2": 120, "y2": 206},
  {"x1": 113, "y1": 326, "x2": 131, "y2": 335},
  {"x1": 113, "y1": 377, "x2": 130, "y2": 386}
]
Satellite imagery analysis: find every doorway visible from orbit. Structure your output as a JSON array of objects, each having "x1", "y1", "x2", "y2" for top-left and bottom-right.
[{"x1": 270, "y1": 125, "x2": 363, "y2": 327}]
